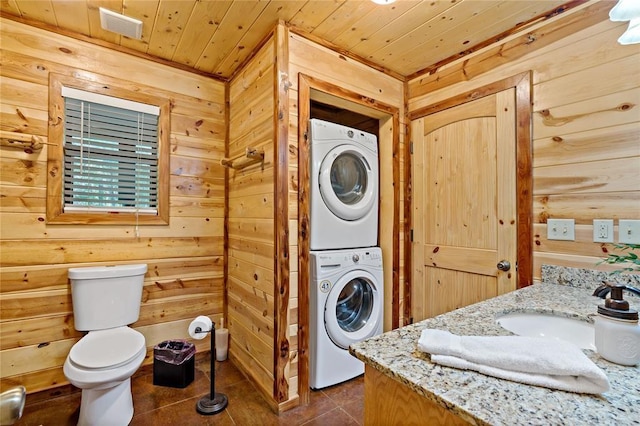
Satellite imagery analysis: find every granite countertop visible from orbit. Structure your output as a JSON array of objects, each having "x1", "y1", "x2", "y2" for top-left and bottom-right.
[{"x1": 351, "y1": 276, "x2": 640, "y2": 425}]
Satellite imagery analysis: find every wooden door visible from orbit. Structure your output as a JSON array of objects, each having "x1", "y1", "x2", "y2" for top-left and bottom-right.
[{"x1": 411, "y1": 89, "x2": 517, "y2": 321}]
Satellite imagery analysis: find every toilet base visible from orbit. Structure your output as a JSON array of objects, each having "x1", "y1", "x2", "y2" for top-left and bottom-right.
[{"x1": 78, "y1": 378, "x2": 133, "y2": 426}]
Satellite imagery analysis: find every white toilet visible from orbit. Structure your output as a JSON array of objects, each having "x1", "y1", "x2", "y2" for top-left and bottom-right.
[{"x1": 63, "y1": 264, "x2": 147, "y2": 426}]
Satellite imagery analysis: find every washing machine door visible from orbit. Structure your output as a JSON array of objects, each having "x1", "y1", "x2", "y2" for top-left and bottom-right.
[
  {"x1": 324, "y1": 270, "x2": 382, "y2": 350},
  {"x1": 318, "y1": 145, "x2": 377, "y2": 221}
]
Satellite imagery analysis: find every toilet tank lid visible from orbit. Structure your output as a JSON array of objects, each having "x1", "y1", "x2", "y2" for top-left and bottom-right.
[{"x1": 68, "y1": 264, "x2": 148, "y2": 280}]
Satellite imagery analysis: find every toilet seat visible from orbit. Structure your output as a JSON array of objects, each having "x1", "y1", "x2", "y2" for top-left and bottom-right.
[{"x1": 70, "y1": 327, "x2": 145, "y2": 370}]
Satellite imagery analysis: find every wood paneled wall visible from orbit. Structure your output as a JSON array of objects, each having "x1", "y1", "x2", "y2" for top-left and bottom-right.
[
  {"x1": 407, "y1": 2, "x2": 640, "y2": 281},
  {"x1": 6, "y1": 1, "x2": 630, "y2": 410},
  {"x1": 0, "y1": 18, "x2": 226, "y2": 394},
  {"x1": 227, "y1": 35, "x2": 278, "y2": 406}
]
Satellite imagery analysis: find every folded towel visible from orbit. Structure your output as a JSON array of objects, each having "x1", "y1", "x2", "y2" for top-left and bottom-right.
[{"x1": 417, "y1": 329, "x2": 610, "y2": 394}]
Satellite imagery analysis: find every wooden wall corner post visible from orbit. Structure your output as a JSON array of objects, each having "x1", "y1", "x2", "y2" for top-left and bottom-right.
[
  {"x1": 515, "y1": 70, "x2": 533, "y2": 289},
  {"x1": 297, "y1": 74, "x2": 312, "y2": 406},
  {"x1": 46, "y1": 72, "x2": 65, "y2": 222},
  {"x1": 391, "y1": 110, "x2": 401, "y2": 330},
  {"x1": 274, "y1": 21, "x2": 291, "y2": 406},
  {"x1": 402, "y1": 83, "x2": 413, "y2": 327},
  {"x1": 223, "y1": 75, "x2": 231, "y2": 375}
]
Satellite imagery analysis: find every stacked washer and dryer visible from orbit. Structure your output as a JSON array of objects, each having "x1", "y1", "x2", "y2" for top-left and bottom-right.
[{"x1": 308, "y1": 118, "x2": 384, "y2": 389}]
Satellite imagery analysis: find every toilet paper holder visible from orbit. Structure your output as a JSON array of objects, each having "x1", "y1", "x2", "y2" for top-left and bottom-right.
[{"x1": 188, "y1": 316, "x2": 228, "y2": 415}]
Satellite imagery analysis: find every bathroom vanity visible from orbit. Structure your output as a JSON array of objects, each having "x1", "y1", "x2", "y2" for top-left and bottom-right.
[{"x1": 351, "y1": 274, "x2": 640, "y2": 425}]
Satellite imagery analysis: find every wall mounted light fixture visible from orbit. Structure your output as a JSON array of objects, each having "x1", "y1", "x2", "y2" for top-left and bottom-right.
[
  {"x1": 609, "y1": 0, "x2": 640, "y2": 45},
  {"x1": 371, "y1": 0, "x2": 396, "y2": 5}
]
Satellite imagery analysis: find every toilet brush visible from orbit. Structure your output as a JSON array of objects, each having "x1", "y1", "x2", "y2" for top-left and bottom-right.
[{"x1": 192, "y1": 320, "x2": 228, "y2": 415}]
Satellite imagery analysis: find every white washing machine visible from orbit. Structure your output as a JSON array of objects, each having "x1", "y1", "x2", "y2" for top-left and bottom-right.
[
  {"x1": 309, "y1": 247, "x2": 384, "y2": 389},
  {"x1": 309, "y1": 119, "x2": 379, "y2": 250}
]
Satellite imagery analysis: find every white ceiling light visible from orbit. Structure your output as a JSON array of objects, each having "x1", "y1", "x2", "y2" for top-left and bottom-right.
[
  {"x1": 99, "y1": 7, "x2": 142, "y2": 40},
  {"x1": 609, "y1": 0, "x2": 640, "y2": 45},
  {"x1": 371, "y1": 0, "x2": 396, "y2": 5}
]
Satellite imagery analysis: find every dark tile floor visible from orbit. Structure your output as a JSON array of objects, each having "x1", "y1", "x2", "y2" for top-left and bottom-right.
[{"x1": 16, "y1": 354, "x2": 364, "y2": 425}]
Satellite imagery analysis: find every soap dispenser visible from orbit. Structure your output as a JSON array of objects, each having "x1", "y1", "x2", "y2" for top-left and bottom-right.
[{"x1": 594, "y1": 284, "x2": 640, "y2": 366}]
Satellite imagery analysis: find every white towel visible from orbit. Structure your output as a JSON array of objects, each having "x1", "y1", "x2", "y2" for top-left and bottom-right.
[{"x1": 417, "y1": 329, "x2": 610, "y2": 394}]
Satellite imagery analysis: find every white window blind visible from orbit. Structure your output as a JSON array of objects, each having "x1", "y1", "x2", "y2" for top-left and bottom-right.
[{"x1": 62, "y1": 87, "x2": 160, "y2": 214}]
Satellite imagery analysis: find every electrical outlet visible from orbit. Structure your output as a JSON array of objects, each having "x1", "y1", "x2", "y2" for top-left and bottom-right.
[
  {"x1": 593, "y1": 219, "x2": 614, "y2": 243},
  {"x1": 547, "y1": 219, "x2": 575, "y2": 241},
  {"x1": 618, "y1": 220, "x2": 640, "y2": 244}
]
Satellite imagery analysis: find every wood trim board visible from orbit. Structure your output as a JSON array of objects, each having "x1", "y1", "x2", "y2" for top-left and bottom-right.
[{"x1": 274, "y1": 23, "x2": 291, "y2": 404}]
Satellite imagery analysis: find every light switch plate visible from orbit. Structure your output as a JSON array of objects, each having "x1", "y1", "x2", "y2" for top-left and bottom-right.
[
  {"x1": 618, "y1": 220, "x2": 640, "y2": 244},
  {"x1": 593, "y1": 219, "x2": 614, "y2": 243},
  {"x1": 547, "y1": 219, "x2": 575, "y2": 241}
]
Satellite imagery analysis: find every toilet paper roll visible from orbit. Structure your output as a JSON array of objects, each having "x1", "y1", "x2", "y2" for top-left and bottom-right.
[{"x1": 188, "y1": 315, "x2": 212, "y2": 340}]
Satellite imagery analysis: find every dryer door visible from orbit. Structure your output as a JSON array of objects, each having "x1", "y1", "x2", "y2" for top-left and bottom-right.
[
  {"x1": 318, "y1": 145, "x2": 377, "y2": 221},
  {"x1": 324, "y1": 270, "x2": 382, "y2": 350}
]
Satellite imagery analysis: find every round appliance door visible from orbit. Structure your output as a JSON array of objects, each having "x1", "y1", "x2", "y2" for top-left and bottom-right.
[
  {"x1": 318, "y1": 145, "x2": 377, "y2": 221},
  {"x1": 324, "y1": 270, "x2": 382, "y2": 350}
]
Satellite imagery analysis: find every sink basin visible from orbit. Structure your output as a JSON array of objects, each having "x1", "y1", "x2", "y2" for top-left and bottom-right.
[{"x1": 496, "y1": 312, "x2": 595, "y2": 350}]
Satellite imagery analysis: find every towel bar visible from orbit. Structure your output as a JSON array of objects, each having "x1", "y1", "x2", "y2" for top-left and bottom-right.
[
  {"x1": 0, "y1": 130, "x2": 56, "y2": 152},
  {"x1": 220, "y1": 147, "x2": 264, "y2": 170}
]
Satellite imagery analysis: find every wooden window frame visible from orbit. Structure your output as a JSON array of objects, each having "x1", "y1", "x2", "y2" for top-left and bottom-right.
[{"x1": 47, "y1": 72, "x2": 170, "y2": 225}]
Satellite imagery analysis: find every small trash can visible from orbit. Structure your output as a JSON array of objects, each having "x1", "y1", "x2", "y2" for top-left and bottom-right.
[{"x1": 153, "y1": 340, "x2": 196, "y2": 388}]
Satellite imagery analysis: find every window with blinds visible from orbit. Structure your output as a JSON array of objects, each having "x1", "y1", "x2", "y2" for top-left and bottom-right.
[{"x1": 62, "y1": 87, "x2": 160, "y2": 214}]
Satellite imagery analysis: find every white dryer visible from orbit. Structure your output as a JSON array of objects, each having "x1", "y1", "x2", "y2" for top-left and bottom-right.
[
  {"x1": 309, "y1": 119, "x2": 379, "y2": 250},
  {"x1": 309, "y1": 247, "x2": 384, "y2": 389}
]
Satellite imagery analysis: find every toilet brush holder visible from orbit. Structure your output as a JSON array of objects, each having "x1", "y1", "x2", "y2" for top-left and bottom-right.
[
  {"x1": 188, "y1": 316, "x2": 228, "y2": 415},
  {"x1": 215, "y1": 318, "x2": 229, "y2": 361}
]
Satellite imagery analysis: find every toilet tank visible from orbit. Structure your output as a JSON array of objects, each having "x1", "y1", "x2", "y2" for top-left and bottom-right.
[{"x1": 68, "y1": 264, "x2": 147, "y2": 331}]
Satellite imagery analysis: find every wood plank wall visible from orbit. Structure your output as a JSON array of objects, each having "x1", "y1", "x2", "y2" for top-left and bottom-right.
[
  {"x1": 227, "y1": 35, "x2": 278, "y2": 405},
  {"x1": 407, "y1": 2, "x2": 640, "y2": 280},
  {"x1": 225, "y1": 24, "x2": 407, "y2": 409},
  {"x1": 0, "y1": 18, "x2": 226, "y2": 394},
  {"x1": 7, "y1": 2, "x2": 631, "y2": 408}
]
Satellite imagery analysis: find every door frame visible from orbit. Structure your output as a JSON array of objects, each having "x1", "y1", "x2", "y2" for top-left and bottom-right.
[
  {"x1": 405, "y1": 71, "x2": 533, "y2": 324},
  {"x1": 298, "y1": 74, "x2": 400, "y2": 404}
]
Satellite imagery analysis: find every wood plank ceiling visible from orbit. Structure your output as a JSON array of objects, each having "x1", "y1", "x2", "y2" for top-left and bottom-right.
[{"x1": 1, "y1": 0, "x2": 578, "y2": 80}]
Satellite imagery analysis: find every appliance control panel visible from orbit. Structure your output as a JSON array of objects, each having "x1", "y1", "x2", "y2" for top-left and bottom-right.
[
  {"x1": 315, "y1": 248, "x2": 383, "y2": 269},
  {"x1": 310, "y1": 119, "x2": 378, "y2": 152}
]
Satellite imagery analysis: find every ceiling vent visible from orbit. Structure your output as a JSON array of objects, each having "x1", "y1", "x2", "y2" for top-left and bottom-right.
[{"x1": 99, "y1": 7, "x2": 142, "y2": 39}]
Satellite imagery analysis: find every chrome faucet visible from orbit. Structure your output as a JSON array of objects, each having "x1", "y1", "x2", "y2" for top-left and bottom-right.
[{"x1": 593, "y1": 281, "x2": 640, "y2": 298}]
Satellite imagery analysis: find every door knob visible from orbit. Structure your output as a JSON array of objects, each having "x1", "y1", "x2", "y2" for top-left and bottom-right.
[{"x1": 497, "y1": 260, "x2": 511, "y2": 271}]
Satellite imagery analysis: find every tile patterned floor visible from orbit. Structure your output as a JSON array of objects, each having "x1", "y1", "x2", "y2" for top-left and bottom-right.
[{"x1": 15, "y1": 354, "x2": 364, "y2": 425}]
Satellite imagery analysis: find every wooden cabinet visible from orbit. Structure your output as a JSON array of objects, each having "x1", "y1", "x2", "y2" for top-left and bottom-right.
[{"x1": 364, "y1": 365, "x2": 469, "y2": 425}]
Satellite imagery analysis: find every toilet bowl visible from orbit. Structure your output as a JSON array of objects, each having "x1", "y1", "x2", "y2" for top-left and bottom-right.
[
  {"x1": 64, "y1": 264, "x2": 147, "y2": 426},
  {"x1": 63, "y1": 327, "x2": 146, "y2": 426}
]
